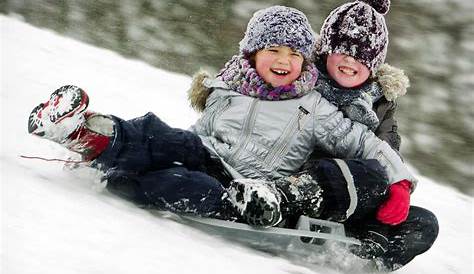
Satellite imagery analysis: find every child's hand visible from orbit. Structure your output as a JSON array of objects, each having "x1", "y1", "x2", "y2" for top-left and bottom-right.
[{"x1": 376, "y1": 180, "x2": 411, "y2": 225}]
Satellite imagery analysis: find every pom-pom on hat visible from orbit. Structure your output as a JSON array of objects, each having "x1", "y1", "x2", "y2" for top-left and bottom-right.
[
  {"x1": 316, "y1": 0, "x2": 391, "y2": 74},
  {"x1": 239, "y1": 6, "x2": 316, "y2": 61}
]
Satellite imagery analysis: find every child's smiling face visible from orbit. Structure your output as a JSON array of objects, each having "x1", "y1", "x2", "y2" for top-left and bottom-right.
[
  {"x1": 255, "y1": 46, "x2": 304, "y2": 87},
  {"x1": 326, "y1": 53, "x2": 370, "y2": 88}
]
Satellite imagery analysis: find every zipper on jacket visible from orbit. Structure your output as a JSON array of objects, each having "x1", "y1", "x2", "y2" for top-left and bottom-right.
[
  {"x1": 266, "y1": 106, "x2": 308, "y2": 169},
  {"x1": 228, "y1": 99, "x2": 259, "y2": 166},
  {"x1": 297, "y1": 106, "x2": 310, "y2": 131}
]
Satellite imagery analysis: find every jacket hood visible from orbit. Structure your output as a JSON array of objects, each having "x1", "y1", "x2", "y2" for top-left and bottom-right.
[
  {"x1": 188, "y1": 70, "x2": 213, "y2": 112},
  {"x1": 188, "y1": 63, "x2": 410, "y2": 111},
  {"x1": 376, "y1": 63, "x2": 410, "y2": 101}
]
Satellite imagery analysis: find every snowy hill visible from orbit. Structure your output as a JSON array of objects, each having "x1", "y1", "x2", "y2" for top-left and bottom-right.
[{"x1": 1, "y1": 16, "x2": 472, "y2": 274}]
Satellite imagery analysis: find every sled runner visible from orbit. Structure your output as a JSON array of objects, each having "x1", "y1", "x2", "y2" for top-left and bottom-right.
[{"x1": 180, "y1": 215, "x2": 361, "y2": 256}]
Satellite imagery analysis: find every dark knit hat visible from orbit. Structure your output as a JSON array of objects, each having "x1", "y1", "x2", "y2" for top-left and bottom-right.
[
  {"x1": 239, "y1": 6, "x2": 316, "y2": 60},
  {"x1": 316, "y1": 0, "x2": 390, "y2": 74}
]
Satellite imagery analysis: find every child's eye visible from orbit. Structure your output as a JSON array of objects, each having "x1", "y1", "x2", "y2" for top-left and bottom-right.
[
  {"x1": 267, "y1": 49, "x2": 279, "y2": 53},
  {"x1": 291, "y1": 53, "x2": 303, "y2": 58}
]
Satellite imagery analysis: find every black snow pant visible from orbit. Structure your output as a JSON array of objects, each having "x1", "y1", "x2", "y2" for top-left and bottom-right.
[
  {"x1": 93, "y1": 112, "x2": 233, "y2": 217},
  {"x1": 304, "y1": 158, "x2": 439, "y2": 271},
  {"x1": 345, "y1": 206, "x2": 439, "y2": 271}
]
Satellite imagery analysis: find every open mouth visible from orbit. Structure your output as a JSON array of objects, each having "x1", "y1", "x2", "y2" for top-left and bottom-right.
[
  {"x1": 338, "y1": 66, "x2": 357, "y2": 76},
  {"x1": 270, "y1": 68, "x2": 290, "y2": 76}
]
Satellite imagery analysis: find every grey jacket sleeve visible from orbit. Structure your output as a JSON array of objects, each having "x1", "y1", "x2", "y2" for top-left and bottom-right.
[{"x1": 313, "y1": 96, "x2": 417, "y2": 189}]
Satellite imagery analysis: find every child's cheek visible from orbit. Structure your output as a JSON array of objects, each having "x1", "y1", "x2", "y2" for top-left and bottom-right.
[
  {"x1": 255, "y1": 59, "x2": 271, "y2": 78},
  {"x1": 290, "y1": 61, "x2": 303, "y2": 81},
  {"x1": 358, "y1": 64, "x2": 370, "y2": 82},
  {"x1": 326, "y1": 63, "x2": 338, "y2": 82}
]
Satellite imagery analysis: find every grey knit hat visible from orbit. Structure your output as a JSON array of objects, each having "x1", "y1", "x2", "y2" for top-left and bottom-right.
[
  {"x1": 315, "y1": 0, "x2": 390, "y2": 74},
  {"x1": 239, "y1": 6, "x2": 316, "y2": 60}
]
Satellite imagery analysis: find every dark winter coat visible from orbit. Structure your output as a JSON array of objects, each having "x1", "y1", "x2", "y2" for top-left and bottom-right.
[
  {"x1": 314, "y1": 62, "x2": 408, "y2": 150},
  {"x1": 353, "y1": 62, "x2": 408, "y2": 151},
  {"x1": 374, "y1": 98, "x2": 401, "y2": 151},
  {"x1": 301, "y1": 63, "x2": 408, "y2": 169}
]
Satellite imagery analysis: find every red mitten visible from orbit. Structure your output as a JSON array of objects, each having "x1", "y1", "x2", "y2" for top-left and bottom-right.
[{"x1": 376, "y1": 180, "x2": 411, "y2": 225}]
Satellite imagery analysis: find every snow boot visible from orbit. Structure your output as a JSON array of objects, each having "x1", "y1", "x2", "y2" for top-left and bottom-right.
[
  {"x1": 226, "y1": 173, "x2": 324, "y2": 227},
  {"x1": 28, "y1": 85, "x2": 114, "y2": 161},
  {"x1": 274, "y1": 173, "x2": 324, "y2": 219},
  {"x1": 226, "y1": 179, "x2": 283, "y2": 227}
]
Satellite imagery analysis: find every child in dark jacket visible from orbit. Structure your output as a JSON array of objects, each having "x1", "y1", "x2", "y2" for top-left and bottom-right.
[
  {"x1": 308, "y1": 0, "x2": 411, "y2": 226},
  {"x1": 302, "y1": 0, "x2": 438, "y2": 270}
]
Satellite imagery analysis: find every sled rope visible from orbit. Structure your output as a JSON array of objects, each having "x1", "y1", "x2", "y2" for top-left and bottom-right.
[{"x1": 20, "y1": 155, "x2": 87, "y2": 164}]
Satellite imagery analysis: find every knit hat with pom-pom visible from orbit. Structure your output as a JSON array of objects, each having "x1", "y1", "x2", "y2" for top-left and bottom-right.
[
  {"x1": 239, "y1": 5, "x2": 316, "y2": 61},
  {"x1": 315, "y1": 0, "x2": 391, "y2": 74}
]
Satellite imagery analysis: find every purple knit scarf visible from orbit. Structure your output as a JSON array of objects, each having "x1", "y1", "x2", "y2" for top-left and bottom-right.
[{"x1": 216, "y1": 55, "x2": 318, "y2": 101}]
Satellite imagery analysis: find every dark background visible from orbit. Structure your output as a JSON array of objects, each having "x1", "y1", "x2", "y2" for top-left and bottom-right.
[{"x1": 1, "y1": 0, "x2": 473, "y2": 195}]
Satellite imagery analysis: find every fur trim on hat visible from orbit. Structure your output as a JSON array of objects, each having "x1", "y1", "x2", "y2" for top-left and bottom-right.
[
  {"x1": 376, "y1": 63, "x2": 409, "y2": 101},
  {"x1": 188, "y1": 70, "x2": 212, "y2": 112}
]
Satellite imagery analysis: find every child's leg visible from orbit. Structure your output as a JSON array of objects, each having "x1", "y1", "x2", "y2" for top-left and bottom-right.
[
  {"x1": 224, "y1": 159, "x2": 388, "y2": 228},
  {"x1": 29, "y1": 85, "x2": 213, "y2": 173},
  {"x1": 28, "y1": 85, "x2": 112, "y2": 161},
  {"x1": 94, "y1": 112, "x2": 213, "y2": 173},
  {"x1": 346, "y1": 206, "x2": 439, "y2": 271},
  {"x1": 29, "y1": 86, "x2": 241, "y2": 220},
  {"x1": 379, "y1": 206, "x2": 438, "y2": 270},
  {"x1": 105, "y1": 167, "x2": 238, "y2": 220},
  {"x1": 309, "y1": 159, "x2": 389, "y2": 222}
]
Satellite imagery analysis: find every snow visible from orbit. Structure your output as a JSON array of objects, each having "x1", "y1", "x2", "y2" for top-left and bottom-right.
[{"x1": 1, "y1": 15, "x2": 472, "y2": 274}]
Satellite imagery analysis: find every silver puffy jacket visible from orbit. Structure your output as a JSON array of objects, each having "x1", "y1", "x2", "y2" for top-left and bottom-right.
[{"x1": 190, "y1": 78, "x2": 417, "y2": 187}]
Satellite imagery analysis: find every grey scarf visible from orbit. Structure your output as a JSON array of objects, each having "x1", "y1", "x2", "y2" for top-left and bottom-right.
[{"x1": 316, "y1": 72, "x2": 384, "y2": 130}]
